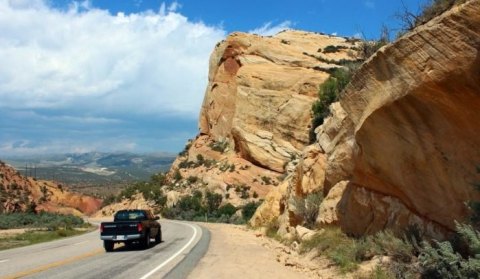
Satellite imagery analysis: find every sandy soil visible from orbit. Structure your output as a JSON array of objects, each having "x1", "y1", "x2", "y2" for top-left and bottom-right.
[
  {"x1": 188, "y1": 223, "x2": 342, "y2": 279},
  {"x1": 0, "y1": 228, "x2": 29, "y2": 238}
]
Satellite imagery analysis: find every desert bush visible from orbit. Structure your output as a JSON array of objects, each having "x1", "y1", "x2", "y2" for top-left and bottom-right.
[
  {"x1": 291, "y1": 192, "x2": 323, "y2": 229},
  {"x1": 300, "y1": 227, "x2": 417, "y2": 275},
  {"x1": 300, "y1": 227, "x2": 359, "y2": 272},
  {"x1": 118, "y1": 180, "x2": 167, "y2": 206},
  {"x1": 209, "y1": 139, "x2": 229, "y2": 153},
  {"x1": 419, "y1": 222, "x2": 480, "y2": 278},
  {"x1": 205, "y1": 191, "x2": 223, "y2": 213},
  {"x1": 102, "y1": 194, "x2": 117, "y2": 207},
  {"x1": 242, "y1": 201, "x2": 261, "y2": 221},
  {"x1": 265, "y1": 218, "x2": 280, "y2": 239},
  {"x1": 322, "y1": 45, "x2": 348, "y2": 53},
  {"x1": 187, "y1": 176, "x2": 198, "y2": 184},
  {"x1": 173, "y1": 169, "x2": 182, "y2": 180},
  {"x1": 217, "y1": 203, "x2": 237, "y2": 218},
  {"x1": 261, "y1": 176, "x2": 272, "y2": 185},
  {"x1": 0, "y1": 212, "x2": 84, "y2": 230},
  {"x1": 310, "y1": 68, "x2": 351, "y2": 142},
  {"x1": 397, "y1": 0, "x2": 466, "y2": 32},
  {"x1": 163, "y1": 189, "x2": 258, "y2": 224}
]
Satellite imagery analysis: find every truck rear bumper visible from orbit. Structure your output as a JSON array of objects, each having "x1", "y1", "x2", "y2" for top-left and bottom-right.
[{"x1": 101, "y1": 234, "x2": 142, "y2": 241}]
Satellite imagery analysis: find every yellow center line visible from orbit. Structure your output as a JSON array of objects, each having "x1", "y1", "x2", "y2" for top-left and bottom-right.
[{"x1": 1, "y1": 248, "x2": 104, "y2": 279}]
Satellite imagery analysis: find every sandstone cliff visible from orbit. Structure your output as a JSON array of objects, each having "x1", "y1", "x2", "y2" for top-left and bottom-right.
[
  {"x1": 252, "y1": 0, "x2": 480, "y2": 239},
  {"x1": 0, "y1": 160, "x2": 102, "y2": 216},
  {"x1": 167, "y1": 30, "x2": 362, "y2": 208}
]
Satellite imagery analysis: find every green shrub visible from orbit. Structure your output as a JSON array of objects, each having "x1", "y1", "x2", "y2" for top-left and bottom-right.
[
  {"x1": 205, "y1": 191, "x2": 223, "y2": 213},
  {"x1": 261, "y1": 176, "x2": 272, "y2": 185},
  {"x1": 242, "y1": 201, "x2": 261, "y2": 221},
  {"x1": 102, "y1": 194, "x2": 117, "y2": 207},
  {"x1": 322, "y1": 45, "x2": 348, "y2": 53},
  {"x1": 300, "y1": 227, "x2": 359, "y2": 272},
  {"x1": 209, "y1": 139, "x2": 229, "y2": 153},
  {"x1": 217, "y1": 203, "x2": 237, "y2": 217},
  {"x1": 310, "y1": 68, "x2": 352, "y2": 142},
  {"x1": 419, "y1": 222, "x2": 480, "y2": 278},
  {"x1": 265, "y1": 218, "x2": 280, "y2": 239},
  {"x1": 291, "y1": 192, "x2": 323, "y2": 229},
  {"x1": 0, "y1": 212, "x2": 84, "y2": 230},
  {"x1": 187, "y1": 176, "x2": 198, "y2": 184},
  {"x1": 118, "y1": 180, "x2": 167, "y2": 206},
  {"x1": 173, "y1": 169, "x2": 182, "y2": 180}
]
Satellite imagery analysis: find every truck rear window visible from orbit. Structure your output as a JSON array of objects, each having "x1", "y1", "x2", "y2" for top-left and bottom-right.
[{"x1": 114, "y1": 211, "x2": 146, "y2": 221}]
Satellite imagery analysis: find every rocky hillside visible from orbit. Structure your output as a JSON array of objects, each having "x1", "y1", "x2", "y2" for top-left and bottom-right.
[
  {"x1": 0, "y1": 161, "x2": 102, "y2": 216},
  {"x1": 252, "y1": 0, "x2": 480, "y2": 239},
  {"x1": 166, "y1": 30, "x2": 362, "y2": 207}
]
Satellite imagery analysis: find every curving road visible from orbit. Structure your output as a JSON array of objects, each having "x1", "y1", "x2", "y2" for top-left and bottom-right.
[{"x1": 0, "y1": 220, "x2": 209, "y2": 279}]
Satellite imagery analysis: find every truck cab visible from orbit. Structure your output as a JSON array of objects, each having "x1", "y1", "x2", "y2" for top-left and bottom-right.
[{"x1": 100, "y1": 209, "x2": 162, "y2": 252}]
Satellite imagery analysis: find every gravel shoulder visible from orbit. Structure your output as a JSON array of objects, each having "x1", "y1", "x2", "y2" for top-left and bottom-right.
[{"x1": 187, "y1": 223, "x2": 336, "y2": 279}]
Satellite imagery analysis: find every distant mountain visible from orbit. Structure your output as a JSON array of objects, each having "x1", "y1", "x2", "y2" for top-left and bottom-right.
[{"x1": 3, "y1": 152, "x2": 176, "y2": 191}]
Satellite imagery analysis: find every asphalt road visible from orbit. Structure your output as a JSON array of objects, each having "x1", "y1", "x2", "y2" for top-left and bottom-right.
[{"x1": 0, "y1": 220, "x2": 208, "y2": 279}]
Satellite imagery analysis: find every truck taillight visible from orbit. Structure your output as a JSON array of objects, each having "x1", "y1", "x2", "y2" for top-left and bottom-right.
[
  {"x1": 137, "y1": 223, "x2": 143, "y2": 232},
  {"x1": 100, "y1": 224, "x2": 104, "y2": 233}
]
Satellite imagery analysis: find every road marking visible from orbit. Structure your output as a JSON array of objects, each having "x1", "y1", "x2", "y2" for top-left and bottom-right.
[
  {"x1": 138, "y1": 222, "x2": 199, "y2": 279},
  {"x1": 72, "y1": 240, "x2": 88, "y2": 246},
  {"x1": 2, "y1": 248, "x2": 104, "y2": 279},
  {"x1": 0, "y1": 259, "x2": 9, "y2": 263}
]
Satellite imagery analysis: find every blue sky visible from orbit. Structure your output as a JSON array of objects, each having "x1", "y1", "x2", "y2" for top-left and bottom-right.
[{"x1": 0, "y1": 0, "x2": 425, "y2": 157}]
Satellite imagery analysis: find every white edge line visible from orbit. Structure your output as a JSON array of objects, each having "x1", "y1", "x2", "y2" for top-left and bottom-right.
[
  {"x1": 138, "y1": 221, "x2": 199, "y2": 279},
  {"x1": 0, "y1": 259, "x2": 10, "y2": 263}
]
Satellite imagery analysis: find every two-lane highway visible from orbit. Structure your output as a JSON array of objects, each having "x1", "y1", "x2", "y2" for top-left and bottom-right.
[{"x1": 0, "y1": 220, "x2": 209, "y2": 279}]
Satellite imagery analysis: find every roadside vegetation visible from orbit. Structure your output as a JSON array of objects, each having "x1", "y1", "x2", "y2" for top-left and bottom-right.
[
  {"x1": 101, "y1": 170, "x2": 261, "y2": 225},
  {"x1": 263, "y1": 175, "x2": 480, "y2": 278},
  {"x1": 0, "y1": 212, "x2": 91, "y2": 251},
  {"x1": 101, "y1": 172, "x2": 168, "y2": 208},
  {"x1": 163, "y1": 190, "x2": 260, "y2": 224}
]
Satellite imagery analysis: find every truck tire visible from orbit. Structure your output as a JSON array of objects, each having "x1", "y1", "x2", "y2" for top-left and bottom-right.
[
  {"x1": 155, "y1": 229, "x2": 162, "y2": 243},
  {"x1": 104, "y1": 240, "x2": 114, "y2": 252},
  {"x1": 142, "y1": 232, "x2": 151, "y2": 249}
]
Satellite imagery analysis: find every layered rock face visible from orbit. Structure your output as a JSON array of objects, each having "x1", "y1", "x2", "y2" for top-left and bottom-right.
[
  {"x1": 252, "y1": 0, "x2": 480, "y2": 239},
  {"x1": 338, "y1": 0, "x2": 480, "y2": 236},
  {"x1": 168, "y1": 30, "x2": 361, "y2": 206},
  {"x1": 0, "y1": 161, "x2": 102, "y2": 216},
  {"x1": 199, "y1": 31, "x2": 360, "y2": 172}
]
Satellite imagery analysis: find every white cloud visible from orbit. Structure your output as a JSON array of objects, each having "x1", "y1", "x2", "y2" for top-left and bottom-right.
[
  {"x1": 0, "y1": 0, "x2": 226, "y2": 118},
  {"x1": 248, "y1": 20, "x2": 293, "y2": 36},
  {"x1": 0, "y1": 139, "x2": 137, "y2": 157}
]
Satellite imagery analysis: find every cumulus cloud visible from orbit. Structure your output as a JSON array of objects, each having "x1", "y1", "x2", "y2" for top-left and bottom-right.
[
  {"x1": 249, "y1": 20, "x2": 293, "y2": 36},
  {"x1": 0, "y1": 0, "x2": 226, "y2": 156},
  {"x1": 0, "y1": 0, "x2": 225, "y2": 117}
]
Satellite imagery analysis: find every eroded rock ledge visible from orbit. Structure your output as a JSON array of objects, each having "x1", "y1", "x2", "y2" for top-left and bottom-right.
[{"x1": 252, "y1": 0, "x2": 480, "y2": 239}]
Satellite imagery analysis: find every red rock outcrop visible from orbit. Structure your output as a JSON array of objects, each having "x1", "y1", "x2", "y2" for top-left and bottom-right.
[{"x1": 0, "y1": 161, "x2": 102, "y2": 216}]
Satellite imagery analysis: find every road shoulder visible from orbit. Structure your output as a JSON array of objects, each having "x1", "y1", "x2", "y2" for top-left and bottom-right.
[{"x1": 187, "y1": 223, "x2": 319, "y2": 279}]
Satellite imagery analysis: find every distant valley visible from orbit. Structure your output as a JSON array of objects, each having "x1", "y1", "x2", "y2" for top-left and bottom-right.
[{"x1": 3, "y1": 152, "x2": 176, "y2": 197}]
